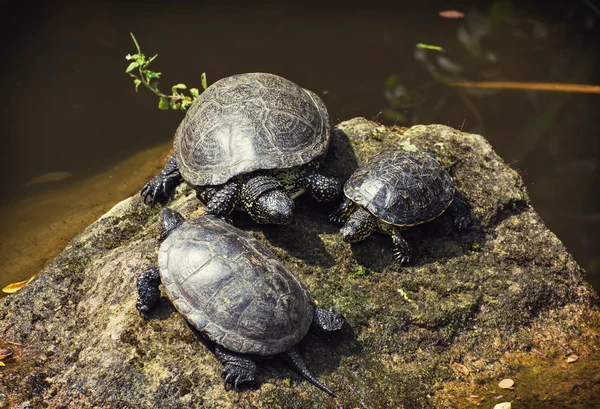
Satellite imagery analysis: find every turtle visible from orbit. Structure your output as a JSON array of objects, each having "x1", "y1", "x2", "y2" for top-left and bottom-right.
[
  {"x1": 136, "y1": 208, "x2": 346, "y2": 396},
  {"x1": 329, "y1": 150, "x2": 471, "y2": 264},
  {"x1": 141, "y1": 72, "x2": 342, "y2": 225}
]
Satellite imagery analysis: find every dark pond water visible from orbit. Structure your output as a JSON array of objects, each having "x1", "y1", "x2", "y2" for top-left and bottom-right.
[{"x1": 1, "y1": 0, "x2": 599, "y2": 293}]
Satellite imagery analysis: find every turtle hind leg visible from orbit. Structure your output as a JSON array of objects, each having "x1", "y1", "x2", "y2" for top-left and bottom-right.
[
  {"x1": 300, "y1": 168, "x2": 342, "y2": 202},
  {"x1": 448, "y1": 190, "x2": 471, "y2": 231},
  {"x1": 390, "y1": 227, "x2": 412, "y2": 265},
  {"x1": 283, "y1": 348, "x2": 335, "y2": 397},
  {"x1": 141, "y1": 154, "x2": 182, "y2": 205},
  {"x1": 311, "y1": 307, "x2": 346, "y2": 333},
  {"x1": 214, "y1": 346, "x2": 258, "y2": 390},
  {"x1": 136, "y1": 267, "x2": 161, "y2": 314}
]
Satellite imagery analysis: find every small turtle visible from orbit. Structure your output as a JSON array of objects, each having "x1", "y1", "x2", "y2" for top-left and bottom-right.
[
  {"x1": 137, "y1": 208, "x2": 346, "y2": 396},
  {"x1": 330, "y1": 150, "x2": 471, "y2": 264},
  {"x1": 141, "y1": 73, "x2": 341, "y2": 225}
]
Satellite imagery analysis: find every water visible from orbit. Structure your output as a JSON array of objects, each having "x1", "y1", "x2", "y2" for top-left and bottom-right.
[{"x1": 1, "y1": 0, "x2": 599, "y2": 293}]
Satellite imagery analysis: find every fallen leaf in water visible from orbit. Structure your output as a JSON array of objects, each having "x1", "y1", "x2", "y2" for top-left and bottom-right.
[
  {"x1": 498, "y1": 378, "x2": 514, "y2": 389},
  {"x1": 439, "y1": 10, "x2": 465, "y2": 18},
  {"x1": 2, "y1": 275, "x2": 36, "y2": 293},
  {"x1": 455, "y1": 363, "x2": 471, "y2": 375},
  {"x1": 0, "y1": 361, "x2": 4, "y2": 367},
  {"x1": 416, "y1": 43, "x2": 444, "y2": 52},
  {"x1": 0, "y1": 349, "x2": 11, "y2": 360},
  {"x1": 25, "y1": 171, "x2": 73, "y2": 187},
  {"x1": 493, "y1": 403, "x2": 511, "y2": 409},
  {"x1": 566, "y1": 354, "x2": 579, "y2": 363}
]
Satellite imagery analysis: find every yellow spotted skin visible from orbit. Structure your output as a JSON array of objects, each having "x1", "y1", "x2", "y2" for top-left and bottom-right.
[
  {"x1": 197, "y1": 163, "x2": 341, "y2": 224},
  {"x1": 332, "y1": 151, "x2": 471, "y2": 263}
]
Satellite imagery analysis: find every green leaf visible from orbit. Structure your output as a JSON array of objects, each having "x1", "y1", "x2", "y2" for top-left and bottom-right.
[
  {"x1": 147, "y1": 54, "x2": 158, "y2": 64},
  {"x1": 145, "y1": 71, "x2": 161, "y2": 80},
  {"x1": 125, "y1": 61, "x2": 140, "y2": 73},
  {"x1": 158, "y1": 97, "x2": 169, "y2": 110},
  {"x1": 169, "y1": 99, "x2": 181, "y2": 110},
  {"x1": 133, "y1": 79, "x2": 142, "y2": 92},
  {"x1": 190, "y1": 88, "x2": 200, "y2": 99},
  {"x1": 134, "y1": 53, "x2": 146, "y2": 64},
  {"x1": 171, "y1": 83, "x2": 187, "y2": 92},
  {"x1": 181, "y1": 99, "x2": 193, "y2": 111},
  {"x1": 201, "y1": 72, "x2": 208, "y2": 90}
]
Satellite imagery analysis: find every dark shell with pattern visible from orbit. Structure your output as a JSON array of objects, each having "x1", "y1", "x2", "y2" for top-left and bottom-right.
[
  {"x1": 174, "y1": 72, "x2": 331, "y2": 186},
  {"x1": 158, "y1": 215, "x2": 314, "y2": 356},
  {"x1": 344, "y1": 151, "x2": 456, "y2": 226}
]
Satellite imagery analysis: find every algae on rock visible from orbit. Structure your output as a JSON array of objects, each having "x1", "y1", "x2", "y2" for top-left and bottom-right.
[{"x1": 0, "y1": 118, "x2": 598, "y2": 409}]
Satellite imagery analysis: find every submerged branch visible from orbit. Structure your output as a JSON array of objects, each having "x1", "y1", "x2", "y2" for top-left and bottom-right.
[{"x1": 450, "y1": 81, "x2": 600, "y2": 93}]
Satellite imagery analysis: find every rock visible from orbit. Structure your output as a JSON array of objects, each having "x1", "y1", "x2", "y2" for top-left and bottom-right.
[{"x1": 0, "y1": 118, "x2": 599, "y2": 408}]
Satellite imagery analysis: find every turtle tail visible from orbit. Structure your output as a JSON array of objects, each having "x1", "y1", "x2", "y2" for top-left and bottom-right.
[{"x1": 282, "y1": 348, "x2": 335, "y2": 397}]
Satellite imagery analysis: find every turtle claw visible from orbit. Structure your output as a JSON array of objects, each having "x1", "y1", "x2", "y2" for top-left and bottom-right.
[
  {"x1": 393, "y1": 250, "x2": 411, "y2": 265},
  {"x1": 141, "y1": 178, "x2": 169, "y2": 206},
  {"x1": 221, "y1": 363, "x2": 256, "y2": 391},
  {"x1": 453, "y1": 214, "x2": 471, "y2": 232},
  {"x1": 328, "y1": 214, "x2": 342, "y2": 226}
]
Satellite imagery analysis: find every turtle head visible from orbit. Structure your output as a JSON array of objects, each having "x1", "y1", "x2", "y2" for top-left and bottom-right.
[
  {"x1": 250, "y1": 190, "x2": 295, "y2": 225},
  {"x1": 340, "y1": 207, "x2": 377, "y2": 243},
  {"x1": 159, "y1": 208, "x2": 185, "y2": 240}
]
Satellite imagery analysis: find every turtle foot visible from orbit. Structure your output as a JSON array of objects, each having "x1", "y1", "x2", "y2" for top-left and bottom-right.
[
  {"x1": 215, "y1": 346, "x2": 257, "y2": 391},
  {"x1": 391, "y1": 229, "x2": 412, "y2": 265},
  {"x1": 141, "y1": 175, "x2": 179, "y2": 205},
  {"x1": 453, "y1": 213, "x2": 471, "y2": 232},
  {"x1": 141, "y1": 154, "x2": 182, "y2": 205},
  {"x1": 393, "y1": 249, "x2": 412, "y2": 265},
  {"x1": 222, "y1": 363, "x2": 257, "y2": 391}
]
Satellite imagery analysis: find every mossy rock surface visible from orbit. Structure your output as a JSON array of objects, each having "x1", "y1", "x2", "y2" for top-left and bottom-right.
[{"x1": 1, "y1": 118, "x2": 599, "y2": 409}]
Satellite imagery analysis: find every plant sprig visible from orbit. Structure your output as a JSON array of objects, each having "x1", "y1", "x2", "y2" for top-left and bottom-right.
[{"x1": 125, "y1": 33, "x2": 207, "y2": 111}]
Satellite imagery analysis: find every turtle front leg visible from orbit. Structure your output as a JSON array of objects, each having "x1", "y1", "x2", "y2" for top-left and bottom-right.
[
  {"x1": 201, "y1": 181, "x2": 242, "y2": 222},
  {"x1": 311, "y1": 307, "x2": 346, "y2": 333},
  {"x1": 390, "y1": 227, "x2": 412, "y2": 265},
  {"x1": 141, "y1": 154, "x2": 182, "y2": 205},
  {"x1": 136, "y1": 267, "x2": 161, "y2": 314},
  {"x1": 299, "y1": 168, "x2": 342, "y2": 202},
  {"x1": 329, "y1": 198, "x2": 355, "y2": 226},
  {"x1": 448, "y1": 190, "x2": 471, "y2": 231},
  {"x1": 214, "y1": 346, "x2": 258, "y2": 390}
]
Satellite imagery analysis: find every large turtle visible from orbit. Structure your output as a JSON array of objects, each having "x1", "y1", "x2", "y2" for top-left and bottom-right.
[
  {"x1": 136, "y1": 208, "x2": 346, "y2": 396},
  {"x1": 141, "y1": 72, "x2": 341, "y2": 225},
  {"x1": 330, "y1": 150, "x2": 471, "y2": 264}
]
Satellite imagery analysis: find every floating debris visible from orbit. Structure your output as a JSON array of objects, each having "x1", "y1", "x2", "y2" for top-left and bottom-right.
[
  {"x1": 493, "y1": 403, "x2": 511, "y2": 409},
  {"x1": 25, "y1": 171, "x2": 73, "y2": 187},
  {"x1": 439, "y1": 10, "x2": 465, "y2": 19},
  {"x1": 416, "y1": 43, "x2": 445, "y2": 52},
  {"x1": 566, "y1": 354, "x2": 579, "y2": 363},
  {"x1": 498, "y1": 378, "x2": 514, "y2": 389},
  {"x1": 2, "y1": 275, "x2": 36, "y2": 294}
]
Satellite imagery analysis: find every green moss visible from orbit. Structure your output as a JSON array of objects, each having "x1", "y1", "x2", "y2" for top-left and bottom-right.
[{"x1": 348, "y1": 264, "x2": 374, "y2": 279}]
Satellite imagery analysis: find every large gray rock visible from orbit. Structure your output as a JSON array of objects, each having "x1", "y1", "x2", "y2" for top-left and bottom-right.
[{"x1": 1, "y1": 118, "x2": 598, "y2": 408}]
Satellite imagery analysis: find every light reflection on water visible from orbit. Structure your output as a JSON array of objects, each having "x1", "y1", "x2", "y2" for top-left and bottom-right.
[{"x1": 1, "y1": 1, "x2": 598, "y2": 293}]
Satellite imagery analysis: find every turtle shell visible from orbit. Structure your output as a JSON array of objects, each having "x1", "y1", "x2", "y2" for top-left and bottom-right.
[
  {"x1": 174, "y1": 72, "x2": 330, "y2": 186},
  {"x1": 344, "y1": 151, "x2": 455, "y2": 226},
  {"x1": 158, "y1": 215, "x2": 314, "y2": 356}
]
